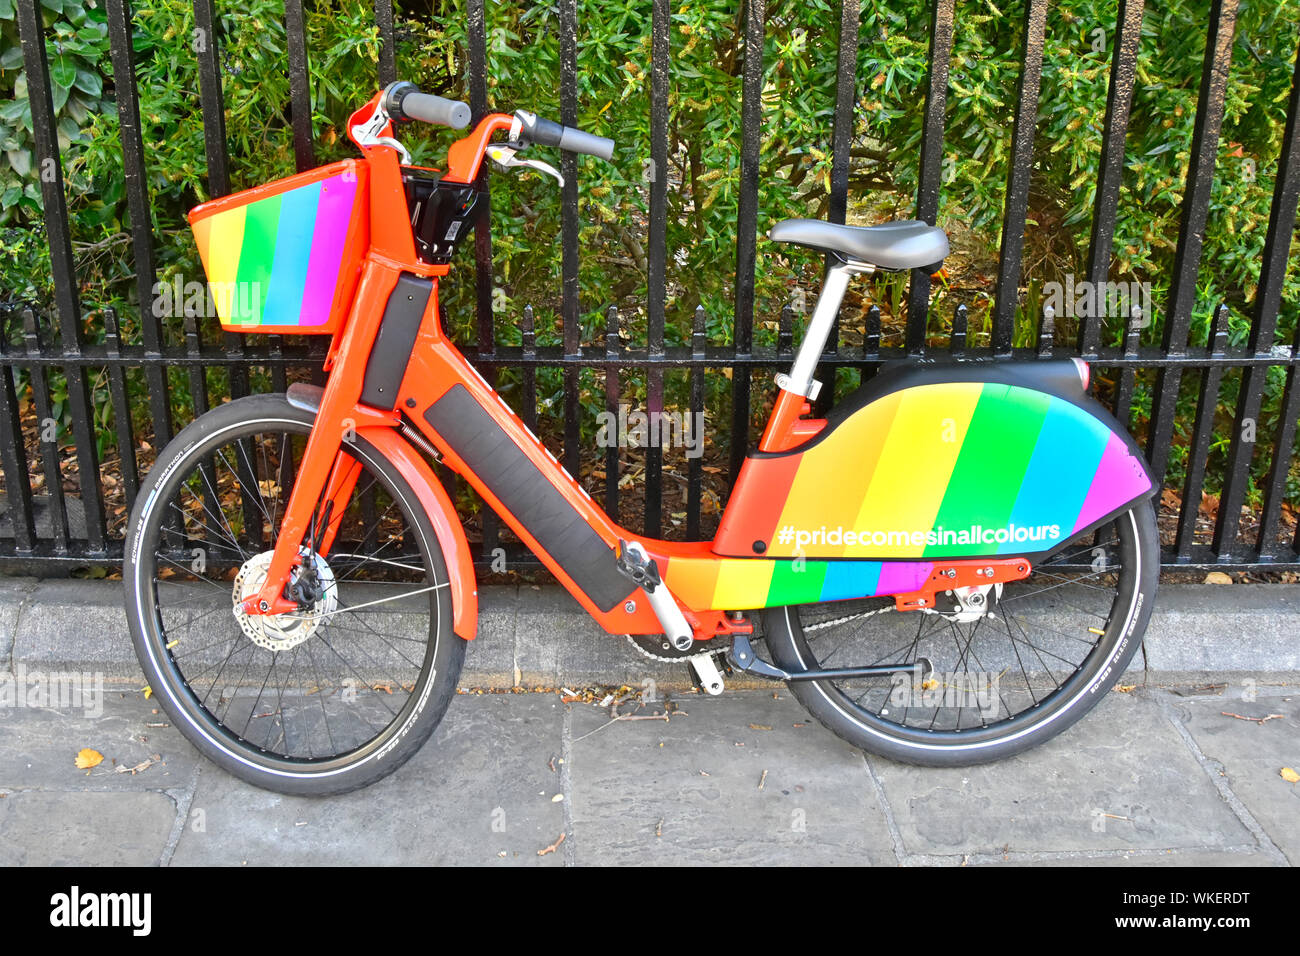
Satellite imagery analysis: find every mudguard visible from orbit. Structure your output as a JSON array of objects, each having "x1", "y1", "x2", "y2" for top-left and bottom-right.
[
  {"x1": 358, "y1": 424, "x2": 479, "y2": 639},
  {"x1": 286, "y1": 383, "x2": 478, "y2": 639},
  {"x1": 714, "y1": 360, "x2": 1156, "y2": 563}
]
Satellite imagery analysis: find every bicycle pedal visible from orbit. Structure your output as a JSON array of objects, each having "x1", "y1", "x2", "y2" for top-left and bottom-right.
[
  {"x1": 688, "y1": 652, "x2": 726, "y2": 696},
  {"x1": 614, "y1": 538, "x2": 660, "y2": 590}
]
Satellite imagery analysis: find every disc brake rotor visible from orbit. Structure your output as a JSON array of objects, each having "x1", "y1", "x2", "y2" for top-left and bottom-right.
[{"x1": 232, "y1": 549, "x2": 338, "y2": 651}]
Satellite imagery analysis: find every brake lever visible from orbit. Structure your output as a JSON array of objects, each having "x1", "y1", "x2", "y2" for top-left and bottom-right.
[
  {"x1": 486, "y1": 144, "x2": 565, "y2": 188},
  {"x1": 350, "y1": 102, "x2": 412, "y2": 164}
]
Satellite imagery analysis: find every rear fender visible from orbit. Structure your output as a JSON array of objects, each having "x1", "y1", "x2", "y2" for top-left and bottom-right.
[{"x1": 715, "y1": 360, "x2": 1156, "y2": 561}]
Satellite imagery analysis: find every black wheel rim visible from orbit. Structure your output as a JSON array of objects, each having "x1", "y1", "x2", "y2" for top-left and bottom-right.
[
  {"x1": 134, "y1": 417, "x2": 446, "y2": 771},
  {"x1": 781, "y1": 511, "x2": 1143, "y2": 747}
]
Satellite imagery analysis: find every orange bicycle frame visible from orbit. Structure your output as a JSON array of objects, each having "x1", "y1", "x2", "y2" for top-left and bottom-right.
[{"x1": 239, "y1": 90, "x2": 1156, "y2": 649}]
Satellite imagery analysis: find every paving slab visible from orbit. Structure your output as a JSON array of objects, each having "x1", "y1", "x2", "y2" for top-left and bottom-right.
[
  {"x1": 0, "y1": 790, "x2": 176, "y2": 866},
  {"x1": 0, "y1": 577, "x2": 37, "y2": 673},
  {"x1": 986, "y1": 849, "x2": 1280, "y2": 866},
  {"x1": 169, "y1": 692, "x2": 566, "y2": 866},
  {"x1": 462, "y1": 584, "x2": 518, "y2": 686},
  {"x1": 0, "y1": 689, "x2": 197, "y2": 790},
  {"x1": 1140, "y1": 583, "x2": 1300, "y2": 679},
  {"x1": 566, "y1": 690, "x2": 897, "y2": 865},
  {"x1": 1174, "y1": 692, "x2": 1300, "y2": 865},
  {"x1": 869, "y1": 688, "x2": 1256, "y2": 859}
]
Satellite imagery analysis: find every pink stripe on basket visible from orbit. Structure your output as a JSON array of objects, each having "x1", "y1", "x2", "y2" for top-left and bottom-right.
[{"x1": 298, "y1": 173, "x2": 359, "y2": 326}]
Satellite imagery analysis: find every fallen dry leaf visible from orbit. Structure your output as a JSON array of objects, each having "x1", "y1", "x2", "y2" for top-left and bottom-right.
[
  {"x1": 74, "y1": 748, "x2": 103, "y2": 770},
  {"x1": 1203, "y1": 571, "x2": 1233, "y2": 585},
  {"x1": 537, "y1": 832, "x2": 566, "y2": 856},
  {"x1": 1281, "y1": 767, "x2": 1300, "y2": 784},
  {"x1": 749, "y1": 724, "x2": 772, "y2": 731}
]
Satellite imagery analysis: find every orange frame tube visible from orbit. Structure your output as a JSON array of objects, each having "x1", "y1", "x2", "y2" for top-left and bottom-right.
[{"x1": 241, "y1": 95, "x2": 1017, "y2": 646}]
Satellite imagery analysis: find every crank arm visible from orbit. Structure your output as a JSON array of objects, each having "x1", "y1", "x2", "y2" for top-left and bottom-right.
[{"x1": 728, "y1": 634, "x2": 931, "y2": 683}]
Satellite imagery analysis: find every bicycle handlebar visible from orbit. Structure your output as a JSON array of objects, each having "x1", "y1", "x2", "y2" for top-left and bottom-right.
[
  {"x1": 514, "y1": 109, "x2": 615, "y2": 161},
  {"x1": 383, "y1": 81, "x2": 471, "y2": 130}
]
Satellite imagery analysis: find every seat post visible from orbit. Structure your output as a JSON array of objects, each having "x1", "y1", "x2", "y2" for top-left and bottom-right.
[{"x1": 779, "y1": 258, "x2": 873, "y2": 401}]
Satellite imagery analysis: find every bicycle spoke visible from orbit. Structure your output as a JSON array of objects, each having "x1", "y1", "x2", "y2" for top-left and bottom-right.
[
  {"x1": 785, "y1": 519, "x2": 1136, "y2": 737},
  {"x1": 140, "y1": 423, "x2": 439, "y2": 764}
]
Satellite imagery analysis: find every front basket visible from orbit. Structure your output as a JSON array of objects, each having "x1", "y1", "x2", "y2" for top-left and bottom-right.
[{"x1": 188, "y1": 159, "x2": 370, "y2": 334}]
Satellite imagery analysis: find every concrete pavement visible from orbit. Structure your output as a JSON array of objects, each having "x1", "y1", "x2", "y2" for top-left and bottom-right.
[
  {"x1": 0, "y1": 681, "x2": 1294, "y2": 866},
  {"x1": 0, "y1": 579, "x2": 1296, "y2": 865}
]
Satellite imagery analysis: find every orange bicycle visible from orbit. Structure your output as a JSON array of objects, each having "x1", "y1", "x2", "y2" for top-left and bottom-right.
[{"x1": 124, "y1": 83, "x2": 1158, "y2": 794}]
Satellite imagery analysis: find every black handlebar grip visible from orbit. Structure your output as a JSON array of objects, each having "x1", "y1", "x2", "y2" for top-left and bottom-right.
[
  {"x1": 515, "y1": 110, "x2": 565, "y2": 147},
  {"x1": 557, "y1": 126, "x2": 615, "y2": 161},
  {"x1": 515, "y1": 110, "x2": 616, "y2": 160},
  {"x1": 383, "y1": 81, "x2": 471, "y2": 130}
]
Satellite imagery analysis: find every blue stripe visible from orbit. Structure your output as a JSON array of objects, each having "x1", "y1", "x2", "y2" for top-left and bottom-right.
[
  {"x1": 819, "y1": 561, "x2": 883, "y2": 601},
  {"x1": 259, "y1": 180, "x2": 322, "y2": 326},
  {"x1": 1001, "y1": 399, "x2": 1109, "y2": 554}
]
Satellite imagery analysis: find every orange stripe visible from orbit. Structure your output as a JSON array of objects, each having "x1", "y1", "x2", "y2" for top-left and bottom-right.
[{"x1": 664, "y1": 555, "x2": 722, "y2": 610}]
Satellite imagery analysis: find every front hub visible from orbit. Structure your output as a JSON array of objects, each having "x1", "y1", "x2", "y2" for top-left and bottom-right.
[{"x1": 232, "y1": 549, "x2": 338, "y2": 651}]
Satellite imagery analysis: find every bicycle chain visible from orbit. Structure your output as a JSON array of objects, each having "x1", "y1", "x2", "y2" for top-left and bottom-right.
[
  {"x1": 625, "y1": 603, "x2": 895, "y2": 663},
  {"x1": 625, "y1": 633, "x2": 713, "y2": 663},
  {"x1": 801, "y1": 605, "x2": 894, "y2": 633}
]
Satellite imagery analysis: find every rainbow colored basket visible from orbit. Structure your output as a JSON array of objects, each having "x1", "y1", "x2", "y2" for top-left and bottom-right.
[{"x1": 188, "y1": 160, "x2": 370, "y2": 335}]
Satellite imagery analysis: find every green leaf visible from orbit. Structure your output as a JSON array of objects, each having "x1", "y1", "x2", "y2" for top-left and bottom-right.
[
  {"x1": 56, "y1": 114, "x2": 81, "y2": 143},
  {"x1": 48, "y1": 53, "x2": 77, "y2": 92},
  {"x1": 6, "y1": 148, "x2": 31, "y2": 178},
  {"x1": 62, "y1": 92, "x2": 88, "y2": 124},
  {"x1": 0, "y1": 97, "x2": 27, "y2": 123},
  {"x1": 0, "y1": 45, "x2": 22, "y2": 70},
  {"x1": 73, "y1": 68, "x2": 102, "y2": 97}
]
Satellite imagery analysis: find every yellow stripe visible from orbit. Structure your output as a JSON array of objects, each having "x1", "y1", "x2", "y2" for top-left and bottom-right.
[
  {"x1": 770, "y1": 390, "x2": 902, "y2": 552},
  {"x1": 204, "y1": 207, "x2": 247, "y2": 323},
  {"x1": 851, "y1": 382, "x2": 983, "y2": 556},
  {"x1": 711, "y1": 559, "x2": 775, "y2": 609}
]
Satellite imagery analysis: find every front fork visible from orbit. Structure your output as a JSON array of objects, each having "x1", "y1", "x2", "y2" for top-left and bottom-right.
[{"x1": 239, "y1": 258, "x2": 405, "y2": 617}]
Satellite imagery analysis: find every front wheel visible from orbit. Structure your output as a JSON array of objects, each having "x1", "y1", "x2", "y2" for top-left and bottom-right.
[
  {"x1": 123, "y1": 394, "x2": 465, "y2": 795},
  {"x1": 761, "y1": 503, "x2": 1158, "y2": 766}
]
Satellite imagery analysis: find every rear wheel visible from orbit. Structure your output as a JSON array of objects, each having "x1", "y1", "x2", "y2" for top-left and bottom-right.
[
  {"x1": 124, "y1": 394, "x2": 464, "y2": 795},
  {"x1": 761, "y1": 503, "x2": 1157, "y2": 766}
]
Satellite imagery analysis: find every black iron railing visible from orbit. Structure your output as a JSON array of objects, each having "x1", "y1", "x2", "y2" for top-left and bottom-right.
[{"x1": 4, "y1": 0, "x2": 1299, "y2": 572}]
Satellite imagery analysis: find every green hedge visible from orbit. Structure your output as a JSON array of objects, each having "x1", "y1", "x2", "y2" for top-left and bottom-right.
[{"x1": 1, "y1": 0, "x2": 1298, "y2": 514}]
